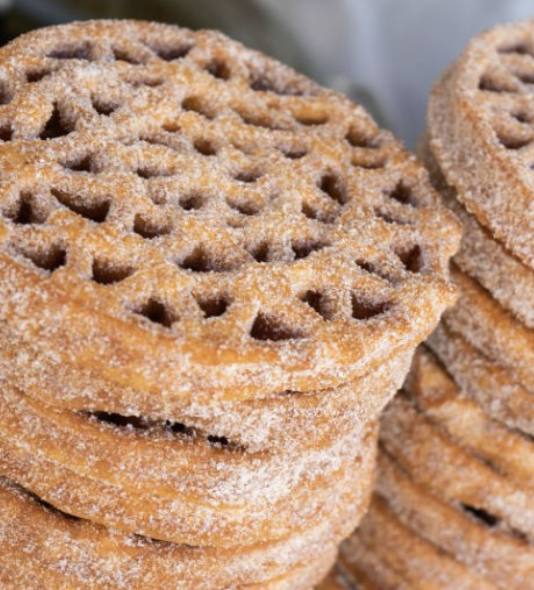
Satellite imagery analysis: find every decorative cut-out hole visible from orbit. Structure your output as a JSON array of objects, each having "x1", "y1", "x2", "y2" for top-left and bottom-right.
[
  {"x1": 234, "y1": 170, "x2": 263, "y2": 184},
  {"x1": 250, "y1": 312, "x2": 305, "y2": 341},
  {"x1": 178, "y1": 247, "x2": 234, "y2": 273},
  {"x1": 355, "y1": 259, "x2": 374, "y2": 273},
  {"x1": 165, "y1": 420, "x2": 194, "y2": 436},
  {"x1": 498, "y1": 43, "x2": 533, "y2": 56},
  {"x1": 280, "y1": 146, "x2": 307, "y2": 160},
  {"x1": 238, "y1": 111, "x2": 283, "y2": 130},
  {"x1": 301, "y1": 202, "x2": 319, "y2": 220},
  {"x1": 516, "y1": 71, "x2": 534, "y2": 85},
  {"x1": 182, "y1": 96, "x2": 215, "y2": 119},
  {"x1": 152, "y1": 44, "x2": 193, "y2": 61},
  {"x1": 15, "y1": 243, "x2": 66, "y2": 273},
  {"x1": 92, "y1": 97, "x2": 118, "y2": 116},
  {"x1": 92, "y1": 259, "x2": 134, "y2": 285},
  {"x1": 133, "y1": 214, "x2": 171, "y2": 239},
  {"x1": 0, "y1": 123, "x2": 13, "y2": 141},
  {"x1": 249, "y1": 73, "x2": 304, "y2": 96},
  {"x1": 0, "y1": 80, "x2": 11, "y2": 106},
  {"x1": 193, "y1": 138, "x2": 217, "y2": 156},
  {"x1": 132, "y1": 298, "x2": 178, "y2": 328},
  {"x1": 249, "y1": 75, "x2": 278, "y2": 93},
  {"x1": 295, "y1": 112, "x2": 328, "y2": 126},
  {"x1": 179, "y1": 192, "x2": 206, "y2": 211},
  {"x1": 461, "y1": 503, "x2": 500, "y2": 527},
  {"x1": 205, "y1": 59, "x2": 231, "y2": 80},
  {"x1": 61, "y1": 154, "x2": 94, "y2": 173},
  {"x1": 52, "y1": 189, "x2": 110, "y2": 223},
  {"x1": 352, "y1": 156, "x2": 387, "y2": 170},
  {"x1": 48, "y1": 43, "x2": 92, "y2": 60},
  {"x1": 299, "y1": 290, "x2": 332, "y2": 320},
  {"x1": 136, "y1": 165, "x2": 174, "y2": 179},
  {"x1": 40, "y1": 103, "x2": 75, "y2": 140},
  {"x1": 196, "y1": 295, "x2": 230, "y2": 318},
  {"x1": 478, "y1": 75, "x2": 515, "y2": 93},
  {"x1": 126, "y1": 76, "x2": 163, "y2": 88},
  {"x1": 319, "y1": 173, "x2": 347, "y2": 205},
  {"x1": 511, "y1": 110, "x2": 531, "y2": 124},
  {"x1": 248, "y1": 242, "x2": 269, "y2": 263},
  {"x1": 346, "y1": 126, "x2": 379, "y2": 148},
  {"x1": 113, "y1": 47, "x2": 144, "y2": 65},
  {"x1": 351, "y1": 294, "x2": 389, "y2": 320},
  {"x1": 397, "y1": 244, "x2": 423, "y2": 273},
  {"x1": 227, "y1": 198, "x2": 261, "y2": 216},
  {"x1": 0, "y1": 80, "x2": 10, "y2": 106},
  {"x1": 497, "y1": 132, "x2": 531, "y2": 150},
  {"x1": 386, "y1": 181, "x2": 417, "y2": 206},
  {"x1": 7, "y1": 193, "x2": 46, "y2": 225},
  {"x1": 292, "y1": 239, "x2": 328, "y2": 260},
  {"x1": 26, "y1": 68, "x2": 52, "y2": 83}
]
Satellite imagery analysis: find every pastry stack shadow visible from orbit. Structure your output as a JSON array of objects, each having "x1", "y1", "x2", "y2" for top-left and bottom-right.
[
  {"x1": 0, "y1": 20, "x2": 459, "y2": 589},
  {"x1": 335, "y1": 18, "x2": 534, "y2": 589}
]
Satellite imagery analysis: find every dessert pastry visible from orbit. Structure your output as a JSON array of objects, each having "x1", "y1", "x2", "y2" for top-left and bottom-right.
[
  {"x1": 0, "y1": 20, "x2": 460, "y2": 588},
  {"x1": 339, "y1": 21, "x2": 534, "y2": 587}
]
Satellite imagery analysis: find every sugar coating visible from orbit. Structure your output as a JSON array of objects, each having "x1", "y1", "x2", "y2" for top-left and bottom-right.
[
  {"x1": 0, "y1": 19, "x2": 459, "y2": 402},
  {"x1": 0, "y1": 19, "x2": 461, "y2": 588}
]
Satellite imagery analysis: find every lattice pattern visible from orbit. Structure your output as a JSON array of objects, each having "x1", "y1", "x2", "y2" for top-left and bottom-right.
[
  {"x1": 0, "y1": 20, "x2": 459, "y2": 398},
  {"x1": 429, "y1": 18, "x2": 534, "y2": 270}
]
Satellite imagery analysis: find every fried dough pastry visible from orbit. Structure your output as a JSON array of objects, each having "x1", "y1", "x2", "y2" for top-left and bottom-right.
[
  {"x1": 419, "y1": 134, "x2": 534, "y2": 329},
  {"x1": 0, "y1": 20, "x2": 459, "y2": 402},
  {"x1": 336, "y1": 350, "x2": 534, "y2": 589},
  {"x1": 0, "y1": 19, "x2": 462, "y2": 588},
  {"x1": 0, "y1": 439, "x2": 375, "y2": 590},
  {"x1": 444, "y1": 267, "x2": 534, "y2": 395},
  {"x1": 428, "y1": 18, "x2": 534, "y2": 269}
]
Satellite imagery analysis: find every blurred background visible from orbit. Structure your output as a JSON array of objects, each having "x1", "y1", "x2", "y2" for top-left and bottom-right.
[{"x1": 1, "y1": 0, "x2": 534, "y2": 146}]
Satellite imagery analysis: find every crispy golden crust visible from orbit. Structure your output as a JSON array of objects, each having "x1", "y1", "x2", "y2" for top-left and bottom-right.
[
  {"x1": 0, "y1": 446, "x2": 374, "y2": 590},
  {"x1": 444, "y1": 267, "x2": 534, "y2": 395},
  {"x1": 334, "y1": 349, "x2": 534, "y2": 590},
  {"x1": 341, "y1": 494, "x2": 490, "y2": 590},
  {"x1": 0, "y1": 20, "x2": 459, "y2": 402},
  {"x1": 429, "y1": 322, "x2": 534, "y2": 438},
  {"x1": 0, "y1": 311, "x2": 408, "y2": 546},
  {"x1": 428, "y1": 19, "x2": 534, "y2": 270},
  {"x1": 419, "y1": 134, "x2": 534, "y2": 330}
]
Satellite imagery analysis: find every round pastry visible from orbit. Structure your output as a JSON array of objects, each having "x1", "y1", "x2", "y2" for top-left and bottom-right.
[
  {"x1": 428, "y1": 18, "x2": 534, "y2": 269},
  {"x1": 0, "y1": 20, "x2": 459, "y2": 404}
]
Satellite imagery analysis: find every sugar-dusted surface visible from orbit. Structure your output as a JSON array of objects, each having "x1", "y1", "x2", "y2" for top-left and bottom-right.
[
  {"x1": 429, "y1": 323, "x2": 534, "y2": 438},
  {"x1": 333, "y1": 349, "x2": 534, "y2": 589},
  {"x1": 420, "y1": 135, "x2": 534, "y2": 329},
  {"x1": 0, "y1": 431, "x2": 375, "y2": 590},
  {"x1": 428, "y1": 18, "x2": 534, "y2": 270},
  {"x1": 444, "y1": 267, "x2": 534, "y2": 395},
  {"x1": 0, "y1": 20, "x2": 459, "y2": 401}
]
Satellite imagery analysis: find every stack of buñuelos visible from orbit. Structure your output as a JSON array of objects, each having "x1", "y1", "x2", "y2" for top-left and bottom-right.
[
  {"x1": 0, "y1": 20, "x2": 460, "y2": 589},
  {"x1": 335, "y1": 18, "x2": 534, "y2": 589}
]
